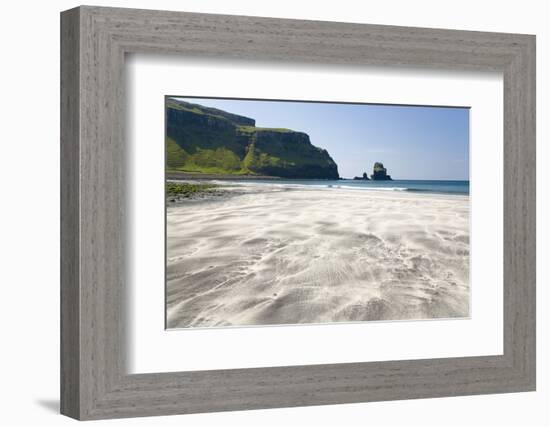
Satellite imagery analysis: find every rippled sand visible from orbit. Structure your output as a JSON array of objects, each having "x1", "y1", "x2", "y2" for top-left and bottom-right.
[{"x1": 166, "y1": 184, "x2": 470, "y2": 329}]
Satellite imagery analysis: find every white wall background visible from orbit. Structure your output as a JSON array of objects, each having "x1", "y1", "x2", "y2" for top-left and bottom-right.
[{"x1": 0, "y1": 0, "x2": 546, "y2": 425}]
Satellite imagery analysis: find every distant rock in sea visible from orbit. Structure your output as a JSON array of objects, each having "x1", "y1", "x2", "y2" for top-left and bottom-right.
[
  {"x1": 353, "y1": 163, "x2": 392, "y2": 180},
  {"x1": 353, "y1": 172, "x2": 370, "y2": 180},
  {"x1": 371, "y1": 162, "x2": 392, "y2": 180}
]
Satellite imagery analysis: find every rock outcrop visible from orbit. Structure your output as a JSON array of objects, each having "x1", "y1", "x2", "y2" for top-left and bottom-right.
[
  {"x1": 353, "y1": 172, "x2": 370, "y2": 180},
  {"x1": 166, "y1": 98, "x2": 339, "y2": 179},
  {"x1": 370, "y1": 162, "x2": 392, "y2": 180}
]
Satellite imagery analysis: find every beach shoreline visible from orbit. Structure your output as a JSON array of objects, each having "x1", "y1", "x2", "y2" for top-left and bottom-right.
[{"x1": 166, "y1": 182, "x2": 470, "y2": 329}]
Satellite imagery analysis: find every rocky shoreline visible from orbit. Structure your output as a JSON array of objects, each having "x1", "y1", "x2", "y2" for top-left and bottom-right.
[
  {"x1": 167, "y1": 189, "x2": 232, "y2": 205},
  {"x1": 353, "y1": 162, "x2": 392, "y2": 181},
  {"x1": 166, "y1": 181, "x2": 251, "y2": 206}
]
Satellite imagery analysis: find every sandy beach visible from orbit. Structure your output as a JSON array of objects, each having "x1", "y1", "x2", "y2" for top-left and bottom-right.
[{"x1": 166, "y1": 183, "x2": 470, "y2": 329}]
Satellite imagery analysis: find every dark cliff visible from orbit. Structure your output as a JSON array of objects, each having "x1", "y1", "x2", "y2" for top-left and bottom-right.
[{"x1": 166, "y1": 98, "x2": 339, "y2": 179}]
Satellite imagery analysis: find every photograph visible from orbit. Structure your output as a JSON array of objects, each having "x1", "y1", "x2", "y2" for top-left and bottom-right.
[{"x1": 165, "y1": 96, "x2": 470, "y2": 329}]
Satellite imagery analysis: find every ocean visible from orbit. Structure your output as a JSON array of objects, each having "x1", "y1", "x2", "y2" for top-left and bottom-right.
[{"x1": 233, "y1": 179, "x2": 470, "y2": 196}]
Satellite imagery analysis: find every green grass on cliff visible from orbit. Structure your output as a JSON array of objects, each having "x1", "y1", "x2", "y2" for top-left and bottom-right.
[
  {"x1": 246, "y1": 148, "x2": 287, "y2": 169},
  {"x1": 237, "y1": 126, "x2": 293, "y2": 133},
  {"x1": 166, "y1": 137, "x2": 188, "y2": 169},
  {"x1": 167, "y1": 99, "x2": 253, "y2": 126},
  {"x1": 167, "y1": 136, "x2": 251, "y2": 175}
]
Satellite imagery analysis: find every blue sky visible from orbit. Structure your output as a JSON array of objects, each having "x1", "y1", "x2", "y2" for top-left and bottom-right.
[{"x1": 173, "y1": 97, "x2": 469, "y2": 180}]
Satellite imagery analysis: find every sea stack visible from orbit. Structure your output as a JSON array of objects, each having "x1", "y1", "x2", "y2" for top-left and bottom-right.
[
  {"x1": 353, "y1": 172, "x2": 370, "y2": 180},
  {"x1": 371, "y1": 162, "x2": 392, "y2": 180}
]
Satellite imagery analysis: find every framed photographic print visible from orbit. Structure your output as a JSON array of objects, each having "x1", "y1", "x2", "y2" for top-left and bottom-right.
[
  {"x1": 61, "y1": 6, "x2": 536, "y2": 420},
  {"x1": 164, "y1": 96, "x2": 471, "y2": 329}
]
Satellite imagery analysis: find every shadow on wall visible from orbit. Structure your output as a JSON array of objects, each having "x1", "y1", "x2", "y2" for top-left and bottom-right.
[{"x1": 35, "y1": 399, "x2": 59, "y2": 414}]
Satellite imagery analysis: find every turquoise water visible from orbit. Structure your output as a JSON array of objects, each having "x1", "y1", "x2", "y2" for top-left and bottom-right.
[{"x1": 238, "y1": 179, "x2": 470, "y2": 196}]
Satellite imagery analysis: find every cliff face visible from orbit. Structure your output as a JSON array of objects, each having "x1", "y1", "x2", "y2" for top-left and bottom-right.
[{"x1": 166, "y1": 98, "x2": 339, "y2": 179}]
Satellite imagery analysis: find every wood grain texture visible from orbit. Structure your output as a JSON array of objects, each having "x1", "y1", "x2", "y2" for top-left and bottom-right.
[
  {"x1": 60, "y1": 5, "x2": 536, "y2": 420},
  {"x1": 60, "y1": 7, "x2": 80, "y2": 419}
]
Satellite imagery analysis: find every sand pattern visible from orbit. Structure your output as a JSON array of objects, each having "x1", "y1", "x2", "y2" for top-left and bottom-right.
[{"x1": 166, "y1": 185, "x2": 470, "y2": 328}]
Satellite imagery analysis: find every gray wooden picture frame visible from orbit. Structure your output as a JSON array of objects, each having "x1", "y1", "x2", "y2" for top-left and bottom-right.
[{"x1": 60, "y1": 5, "x2": 536, "y2": 420}]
